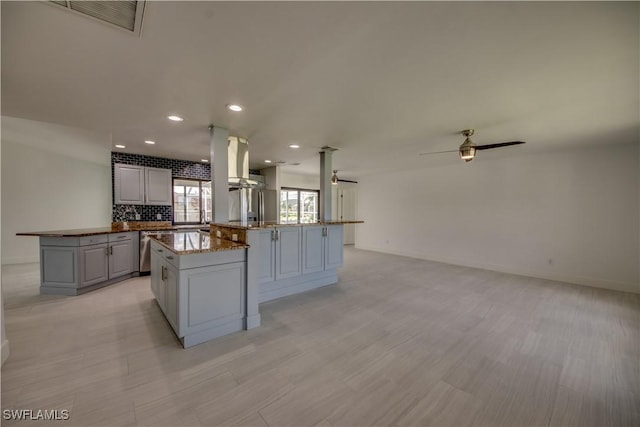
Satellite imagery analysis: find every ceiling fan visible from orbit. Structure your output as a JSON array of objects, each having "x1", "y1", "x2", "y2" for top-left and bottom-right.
[{"x1": 420, "y1": 129, "x2": 526, "y2": 162}]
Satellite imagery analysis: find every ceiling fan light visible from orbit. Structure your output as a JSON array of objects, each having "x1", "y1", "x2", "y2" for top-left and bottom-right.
[
  {"x1": 459, "y1": 137, "x2": 476, "y2": 161},
  {"x1": 331, "y1": 170, "x2": 339, "y2": 185}
]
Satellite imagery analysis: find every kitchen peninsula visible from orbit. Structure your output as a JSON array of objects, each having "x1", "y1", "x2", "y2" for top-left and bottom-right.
[{"x1": 17, "y1": 221, "x2": 205, "y2": 296}]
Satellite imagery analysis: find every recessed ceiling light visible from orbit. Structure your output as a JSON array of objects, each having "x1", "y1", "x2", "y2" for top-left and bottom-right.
[
  {"x1": 201, "y1": 159, "x2": 209, "y2": 163},
  {"x1": 144, "y1": 140, "x2": 155, "y2": 145},
  {"x1": 264, "y1": 160, "x2": 272, "y2": 164},
  {"x1": 289, "y1": 144, "x2": 300, "y2": 149},
  {"x1": 167, "y1": 115, "x2": 184, "y2": 122},
  {"x1": 226, "y1": 104, "x2": 243, "y2": 112},
  {"x1": 115, "y1": 144, "x2": 126, "y2": 148}
]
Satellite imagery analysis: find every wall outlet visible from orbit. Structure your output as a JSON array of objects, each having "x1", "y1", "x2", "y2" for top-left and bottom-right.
[
  {"x1": 232, "y1": 233, "x2": 238, "y2": 241},
  {"x1": 156, "y1": 214, "x2": 162, "y2": 220},
  {"x1": 216, "y1": 230, "x2": 221, "y2": 238},
  {"x1": 135, "y1": 214, "x2": 141, "y2": 220}
]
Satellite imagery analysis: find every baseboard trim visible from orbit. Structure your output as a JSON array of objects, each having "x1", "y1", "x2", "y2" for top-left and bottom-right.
[
  {"x1": 1, "y1": 339, "x2": 9, "y2": 365},
  {"x1": 1, "y1": 256, "x2": 38, "y2": 265},
  {"x1": 356, "y1": 244, "x2": 640, "y2": 295}
]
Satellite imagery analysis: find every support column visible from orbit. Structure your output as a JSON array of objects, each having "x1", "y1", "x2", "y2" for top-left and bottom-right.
[
  {"x1": 319, "y1": 150, "x2": 333, "y2": 221},
  {"x1": 210, "y1": 125, "x2": 229, "y2": 223}
]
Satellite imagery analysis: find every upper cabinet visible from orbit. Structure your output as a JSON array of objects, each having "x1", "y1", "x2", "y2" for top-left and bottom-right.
[
  {"x1": 114, "y1": 163, "x2": 172, "y2": 206},
  {"x1": 114, "y1": 164, "x2": 145, "y2": 204},
  {"x1": 144, "y1": 167, "x2": 172, "y2": 205}
]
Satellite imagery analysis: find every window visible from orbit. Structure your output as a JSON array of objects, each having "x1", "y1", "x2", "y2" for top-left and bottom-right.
[
  {"x1": 280, "y1": 188, "x2": 319, "y2": 224},
  {"x1": 173, "y1": 179, "x2": 211, "y2": 224}
]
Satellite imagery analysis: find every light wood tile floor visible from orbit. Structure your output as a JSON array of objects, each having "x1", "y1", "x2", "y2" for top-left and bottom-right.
[{"x1": 2, "y1": 248, "x2": 639, "y2": 426}]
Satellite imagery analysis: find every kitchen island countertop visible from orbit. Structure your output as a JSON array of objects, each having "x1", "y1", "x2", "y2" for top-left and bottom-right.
[
  {"x1": 211, "y1": 219, "x2": 364, "y2": 230},
  {"x1": 148, "y1": 231, "x2": 248, "y2": 255}
]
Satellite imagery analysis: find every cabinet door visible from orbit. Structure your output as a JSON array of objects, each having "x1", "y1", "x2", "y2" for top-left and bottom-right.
[
  {"x1": 150, "y1": 250, "x2": 162, "y2": 303},
  {"x1": 257, "y1": 229, "x2": 276, "y2": 283},
  {"x1": 324, "y1": 225, "x2": 344, "y2": 270},
  {"x1": 178, "y1": 262, "x2": 245, "y2": 337},
  {"x1": 145, "y1": 167, "x2": 172, "y2": 206},
  {"x1": 109, "y1": 239, "x2": 133, "y2": 279},
  {"x1": 275, "y1": 227, "x2": 302, "y2": 280},
  {"x1": 41, "y1": 246, "x2": 79, "y2": 288},
  {"x1": 302, "y1": 226, "x2": 324, "y2": 274},
  {"x1": 114, "y1": 164, "x2": 145, "y2": 205},
  {"x1": 164, "y1": 264, "x2": 178, "y2": 333},
  {"x1": 79, "y1": 244, "x2": 109, "y2": 287}
]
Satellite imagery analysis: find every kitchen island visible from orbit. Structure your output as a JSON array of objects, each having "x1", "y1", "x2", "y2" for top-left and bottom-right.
[
  {"x1": 148, "y1": 231, "x2": 249, "y2": 348},
  {"x1": 210, "y1": 220, "x2": 363, "y2": 330}
]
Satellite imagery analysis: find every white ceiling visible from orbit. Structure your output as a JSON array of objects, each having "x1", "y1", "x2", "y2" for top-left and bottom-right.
[{"x1": 2, "y1": 1, "x2": 638, "y2": 180}]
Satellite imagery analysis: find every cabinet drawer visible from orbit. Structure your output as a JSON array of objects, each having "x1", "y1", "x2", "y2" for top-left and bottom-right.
[
  {"x1": 79, "y1": 235, "x2": 109, "y2": 246},
  {"x1": 162, "y1": 251, "x2": 179, "y2": 269},
  {"x1": 109, "y1": 232, "x2": 133, "y2": 242},
  {"x1": 150, "y1": 241, "x2": 179, "y2": 268}
]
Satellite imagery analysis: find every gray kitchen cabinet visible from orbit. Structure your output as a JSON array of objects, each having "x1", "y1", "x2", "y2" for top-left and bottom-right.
[
  {"x1": 41, "y1": 246, "x2": 79, "y2": 290},
  {"x1": 302, "y1": 225, "x2": 344, "y2": 274},
  {"x1": 251, "y1": 224, "x2": 344, "y2": 303},
  {"x1": 150, "y1": 250, "x2": 164, "y2": 310},
  {"x1": 114, "y1": 163, "x2": 172, "y2": 206},
  {"x1": 79, "y1": 243, "x2": 109, "y2": 287},
  {"x1": 149, "y1": 239, "x2": 247, "y2": 348},
  {"x1": 108, "y1": 238, "x2": 134, "y2": 279},
  {"x1": 257, "y1": 227, "x2": 302, "y2": 283},
  {"x1": 164, "y1": 263, "x2": 178, "y2": 332},
  {"x1": 144, "y1": 166, "x2": 172, "y2": 206},
  {"x1": 150, "y1": 248, "x2": 178, "y2": 333},
  {"x1": 302, "y1": 226, "x2": 325, "y2": 274},
  {"x1": 257, "y1": 229, "x2": 276, "y2": 283},
  {"x1": 114, "y1": 164, "x2": 145, "y2": 205},
  {"x1": 276, "y1": 227, "x2": 302, "y2": 280},
  {"x1": 40, "y1": 232, "x2": 139, "y2": 295},
  {"x1": 324, "y1": 225, "x2": 344, "y2": 270}
]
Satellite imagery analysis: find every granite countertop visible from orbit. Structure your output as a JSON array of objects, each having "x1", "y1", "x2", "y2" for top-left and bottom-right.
[
  {"x1": 211, "y1": 220, "x2": 364, "y2": 230},
  {"x1": 149, "y1": 231, "x2": 248, "y2": 255},
  {"x1": 17, "y1": 221, "x2": 208, "y2": 237}
]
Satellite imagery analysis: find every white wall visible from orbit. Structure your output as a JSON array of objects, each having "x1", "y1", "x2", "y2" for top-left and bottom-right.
[
  {"x1": 1, "y1": 117, "x2": 112, "y2": 264},
  {"x1": 357, "y1": 142, "x2": 640, "y2": 294},
  {"x1": 280, "y1": 172, "x2": 320, "y2": 190}
]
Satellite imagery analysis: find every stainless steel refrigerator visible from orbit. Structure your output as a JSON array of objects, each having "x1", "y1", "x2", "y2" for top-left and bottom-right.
[{"x1": 229, "y1": 188, "x2": 278, "y2": 222}]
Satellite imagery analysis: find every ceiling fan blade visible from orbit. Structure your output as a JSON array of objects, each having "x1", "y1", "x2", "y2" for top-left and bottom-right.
[
  {"x1": 419, "y1": 149, "x2": 458, "y2": 156},
  {"x1": 475, "y1": 141, "x2": 526, "y2": 150}
]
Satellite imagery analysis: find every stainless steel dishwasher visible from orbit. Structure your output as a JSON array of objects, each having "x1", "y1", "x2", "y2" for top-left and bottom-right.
[{"x1": 139, "y1": 230, "x2": 174, "y2": 274}]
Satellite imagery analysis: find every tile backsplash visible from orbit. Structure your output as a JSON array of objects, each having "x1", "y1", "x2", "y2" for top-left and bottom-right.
[{"x1": 111, "y1": 152, "x2": 211, "y2": 222}]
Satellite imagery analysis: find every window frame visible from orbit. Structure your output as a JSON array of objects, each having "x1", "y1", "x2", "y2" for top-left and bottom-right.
[
  {"x1": 280, "y1": 187, "x2": 320, "y2": 224},
  {"x1": 172, "y1": 178, "x2": 211, "y2": 225}
]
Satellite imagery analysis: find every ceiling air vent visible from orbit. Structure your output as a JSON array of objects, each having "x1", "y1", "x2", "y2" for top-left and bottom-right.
[{"x1": 49, "y1": 1, "x2": 145, "y2": 34}]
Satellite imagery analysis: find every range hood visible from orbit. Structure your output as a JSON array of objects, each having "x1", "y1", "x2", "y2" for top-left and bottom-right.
[{"x1": 228, "y1": 136, "x2": 263, "y2": 188}]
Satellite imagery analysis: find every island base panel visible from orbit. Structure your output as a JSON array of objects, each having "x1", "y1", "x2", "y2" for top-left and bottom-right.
[
  {"x1": 181, "y1": 319, "x2": 245, "y2": 348},
  {"x1": 259, "y1": 269, "x2": 339, "y2": 303},
  {"x1": 40, "y1": 272, "x2": 139, "y2": 296}
]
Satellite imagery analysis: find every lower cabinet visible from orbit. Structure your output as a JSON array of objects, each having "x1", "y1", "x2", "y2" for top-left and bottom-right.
[
  {"x1": 302, "y1": 225, "x2": 344, "y2": 274},
  {"x1": 251, "y1": 224, "x2": 344, "y2": 303},
  {"x1": 79, "y1": 243, "x2": 109, "y2": 287},
  {"x1": 40, "y1": 232, "x2": 138, "y2": 295},
  {"x1": 150, "y1": 240, "x2": 247, "y2": 348},
  {"x1": 257, "y1": 227, "x2": 302, "y2": 284}
]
